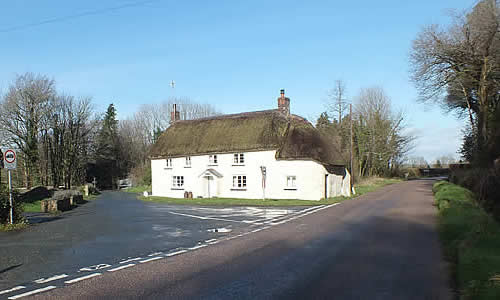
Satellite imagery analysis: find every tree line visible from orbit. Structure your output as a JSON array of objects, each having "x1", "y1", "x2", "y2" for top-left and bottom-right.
[
  {"x1": 0, "y1": 73, "x2": 219, "y2": 190},
  {"x1": 316, "y1": 83, "x2": 414, "y2": 178},
  {"x1": 409, "y1": 0, "x2": 500, "y2": 211}
]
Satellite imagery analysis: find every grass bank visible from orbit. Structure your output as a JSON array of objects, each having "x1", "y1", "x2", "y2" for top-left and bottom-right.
[
  {"x1": 21, "y1": 194, "x2": 98, "y2": 213},
  {"x1": 139, "y1": 177, "x2": 401, "y2": 206},
  {"x1": 433, "y1": 181, "x2": 500, "y2": 299}
]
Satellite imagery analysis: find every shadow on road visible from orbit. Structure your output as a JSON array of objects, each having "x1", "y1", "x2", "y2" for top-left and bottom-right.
[{"x1": 0, "y1": 264, "x2": 23, "y2": 275}]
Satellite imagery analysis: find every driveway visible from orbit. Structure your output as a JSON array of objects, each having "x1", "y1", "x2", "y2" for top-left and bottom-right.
[{"x1": 0, "y1": 191, "x2": 306, "y2": 291}]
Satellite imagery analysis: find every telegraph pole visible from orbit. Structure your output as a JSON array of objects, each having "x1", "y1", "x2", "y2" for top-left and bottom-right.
[{"x1": 350, "y1": 104, "x2": 354, "y2": 193}]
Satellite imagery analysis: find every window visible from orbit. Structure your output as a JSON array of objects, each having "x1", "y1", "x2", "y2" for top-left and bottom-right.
[
  {"x1": 172, "y1": 176, "x2": 184, "y2": 189},
  {"x1": 185, "y1": 156, "x2": 191, "y2": 167},
  {"x1": 209, "y1": 155, "x2": 218, "y2": 165},
  {"x1": 233, "y1": 153, "x2": 245, "y2": 165},
  {"x1": 232, "y1": 175, "x2": 247, "y2": 189},
  {"x1": 286, "y1": 176, "x2": 297, "y2": 189},
  {"x1": 165, "y1": 158, "x2": 172, "y2": 168}
]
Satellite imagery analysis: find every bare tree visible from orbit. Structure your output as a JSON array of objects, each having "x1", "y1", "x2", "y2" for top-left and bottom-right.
[
  {"x1": 354, "y1": 87, "x2": 414, "y2": 176},
  {"x1": 328, "y1": 80, "x2": 348, "y2": 125},
  {"x1": 0, "y1": 73, "x2": 55, "y2": 188}
]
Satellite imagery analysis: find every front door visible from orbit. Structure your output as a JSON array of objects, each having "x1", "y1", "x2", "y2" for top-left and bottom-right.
[{"x1": 205, "y1": 176, "x2": 214, "y2": 198}]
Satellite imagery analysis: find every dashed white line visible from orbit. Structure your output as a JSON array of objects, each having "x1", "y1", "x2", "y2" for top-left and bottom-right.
[
  {"x1": 34, "y1": 274, "x2": 68, "y2": 284},
  {"x1": 65, "y1": 273, "x2": 102, "y2": 284},
  {"x1": 79, "y1": 264, "x2": 111, "y2": 272},
  {"x1": 139, "y1": 257, "x2": 163, "y2": 263},
  {"x1": 166, "y1": 250, "x2": 187, "y2": 257},
  {"x1": 148, "y1": 252, "x2": 163, "y2": 257},
  {"x1": 188, "y1": 244, "x2": 208, "y2": 250},
  {"x1": 207, "y1": 240, "x2": 219, "y2": 245},
  {"x1": 205, "y1": 239, "x2": 217, "y2": 243},
  {"x1": 108, "y1": 264, "x2": 135, "y2": 272},
  {"x1": 0, "y1": 286, "x2": 25, "y2": 295},
  {"x1": 119, "y1": 257, "x2": 143, "y2": 264},
  {"x1": 8, "y1": 286, "x2": 56, "y2": 299}
]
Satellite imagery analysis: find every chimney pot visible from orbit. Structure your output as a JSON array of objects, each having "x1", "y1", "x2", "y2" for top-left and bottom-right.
[
  {"x1": 170, "y1": 104, "x2": 180, "y2": 123},
  {"x1": 277, "y1": 89, "x2": 290, "y2": 116}
]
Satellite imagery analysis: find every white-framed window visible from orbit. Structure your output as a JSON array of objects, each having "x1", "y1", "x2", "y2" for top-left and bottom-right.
[
  {"x1": 172, "y1": 176, "x2": 184, "y2": 189},
  {"x1": 232, "y1": 175, "x2": 247, "y2": 189},
  {"x1": 185, "y1": 156, "x2": 191, "y2": 167},
  {"x1": 233, "y1": 153, "x2": 245, "y2": 165},
  {"x1": 209, "y1": 154, "x2": 218, "y2": 165},
  {"x1": 165, "y1": 158, "x2": 172, "y2": 168},
  {"x1": 286, "y1": 176, "x2": 297, "y2": 189}
]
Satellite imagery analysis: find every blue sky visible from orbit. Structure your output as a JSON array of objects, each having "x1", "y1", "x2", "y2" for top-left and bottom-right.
[{"x1": 0, "y1": 0, "x2": 474, "y2": 162}]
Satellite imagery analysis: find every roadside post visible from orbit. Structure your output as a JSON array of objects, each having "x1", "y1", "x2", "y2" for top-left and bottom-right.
[
  {"x1": 3, "y1": 149, "x2": 17, "y2": 224},
  {"x1": 260, "y1": 166, "x2": 266, "y2": 200}
]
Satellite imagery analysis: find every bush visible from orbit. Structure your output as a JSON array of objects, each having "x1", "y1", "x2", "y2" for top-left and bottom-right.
[
  {"x1": 0, "y1": 186, "x2": 24, "y2": 224},
  {"x1": 130, "y1": 162, "x2": 151, "y2": 187},
  {"x1": 19, "y1": 186, "x2": 51, "y2": 203}
]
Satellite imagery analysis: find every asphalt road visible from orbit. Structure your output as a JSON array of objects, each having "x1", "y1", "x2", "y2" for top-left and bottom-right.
[
  {"x1": 2, "y1": 180, "x2": 452, "y2": 299},
  {"x1": 0, "y1": 191, "x2": 303, "y2": 293}
]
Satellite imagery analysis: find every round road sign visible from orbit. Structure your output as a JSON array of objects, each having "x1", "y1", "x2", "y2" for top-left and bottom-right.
[{"x1": 4, "y1": 149, "x2": 16, "y2": 164}]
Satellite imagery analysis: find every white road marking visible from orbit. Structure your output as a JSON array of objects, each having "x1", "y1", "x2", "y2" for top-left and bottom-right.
[
  {"x1": 207, "y1": 227, "x2": 232, "y2": 233},
  {"x1": 119, "y1": 257, "x2": 143, "y2": 264},
  {"x1": 139, "y1": 257, "x2": 163, "y2": 263},
  {"x1": 148, "y1": 252, "x2": 163, "y2": 257},
  {"x1": 108, "y1": 264, "x2": 135, "y2": 272},
  {"x1": 65, "y1": 273, "x2": 102, "y2": 284},
  {"x1": 262, "y1": 205, "x2": 324, "y2": 224},
  {"x1": 8, "y1": 286, "x2": 56, "y2": 299},
  {"x1": 166, "y1": 250, "x2": 187, "y2": 257},
  {"x1": 79, "y1": 264, "x2": 111, "y2": 272},
  {"x1": 0, "y1": 286, "x2": 25, "y2": 295},
  {"x1": 34, "y1": 274, "x2": 68, "y2": 284},
  {"x1": 168, "y1": 211, "x2": 251, "y2": 223},
  {"x1": 188, "y1": 244, "x2": 207, "y2": 250},
  {"x1": 205, "y1": 239, "x2": 217, "y2": 243}
]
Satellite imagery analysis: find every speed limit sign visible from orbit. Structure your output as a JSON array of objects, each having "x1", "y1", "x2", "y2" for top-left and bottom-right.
[{"x1": 3, "y1": 149, "x2": 17, "y2": 170}]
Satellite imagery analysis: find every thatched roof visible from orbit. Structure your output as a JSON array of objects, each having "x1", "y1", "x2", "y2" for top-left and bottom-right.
[{"x1": 150, "y1": 109, "x2": 345, "y2": 166}]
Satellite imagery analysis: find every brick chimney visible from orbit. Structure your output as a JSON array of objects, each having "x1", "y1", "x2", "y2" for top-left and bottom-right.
[
  {"x1": 277, "y1": 89, "x2": 290, "y2": 116},
  {"x1": 170, "y1": 104, "x2": 180, "y2": 123}
]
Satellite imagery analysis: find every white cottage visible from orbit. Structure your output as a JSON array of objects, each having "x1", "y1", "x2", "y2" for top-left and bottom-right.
[{"x1": 150, "y1": 90, "x2": 351, "y2": 200}]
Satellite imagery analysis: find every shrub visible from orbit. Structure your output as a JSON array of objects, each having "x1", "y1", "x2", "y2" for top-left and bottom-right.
[{"x1": 0, "y1": 186, "x2": 24, "y2": 224}]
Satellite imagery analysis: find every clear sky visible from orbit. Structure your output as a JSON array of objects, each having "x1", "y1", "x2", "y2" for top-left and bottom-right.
[{"x1": 0, "y1": 0, "x2": 475, "y2": 162}]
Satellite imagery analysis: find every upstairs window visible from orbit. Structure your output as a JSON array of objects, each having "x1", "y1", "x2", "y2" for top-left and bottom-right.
[
  {"x1": 209, "y1": 155, "x2": 218, "y2": 165},
  {"x1": 185, "y1": 156, "x2": 191, "y2": 167},
  {"x1": 172, "y1": 176, "x2": 184, "y2": 189},
  {"x1": 286, "y1": 176, "x2": 297, "y2": 189},
  {"x1": 232, "y1": 175, "x2": 247, "y2": 189},
  {"x1": 165, "y1": 158, "x2": 172, "y2": 168},
  {"x1": 233, "y1": 153, "x2": 245, "y2": 165}
]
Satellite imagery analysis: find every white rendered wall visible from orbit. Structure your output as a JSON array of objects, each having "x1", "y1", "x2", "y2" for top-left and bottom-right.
[{"x1": 151, "y1": 150, "x2": 347, "y2": 200}]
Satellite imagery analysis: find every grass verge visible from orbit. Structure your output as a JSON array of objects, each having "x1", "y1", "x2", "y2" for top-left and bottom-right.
[
  {"x1": 139, "y1": 177, "x2": 402, "y2": 206},
  {"x1": 433, "y1": 181, "x2": 500, "y2": 299},
  {"x1": 22, "y1": 200, "x2": 44, "y2": 213},
  {"x1": 123, "y1": 185, "x2": 151, "y2": 194}
]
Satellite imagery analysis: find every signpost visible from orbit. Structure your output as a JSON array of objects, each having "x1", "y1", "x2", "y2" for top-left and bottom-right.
[
  {"x1": 2, "y1": 149, "x2": 16, "y2": 224},
  {"x1": 260, "y1": 166, "x2": 266, "y2": 200}
]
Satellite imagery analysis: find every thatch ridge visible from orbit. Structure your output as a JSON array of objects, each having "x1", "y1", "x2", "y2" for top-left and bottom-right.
[{"x1": 150, "y1": 110, "x2": 345, "y2": 166}]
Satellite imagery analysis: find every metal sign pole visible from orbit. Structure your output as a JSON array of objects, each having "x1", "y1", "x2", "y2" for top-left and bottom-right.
[{"x1": 8, "y1": 169, "x2": 13, "y2": 224}]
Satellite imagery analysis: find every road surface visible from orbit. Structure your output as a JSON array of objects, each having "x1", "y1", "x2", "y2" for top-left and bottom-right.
[{"x1": 2, "y1": 180, "x2": 452, "y2": 299}]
